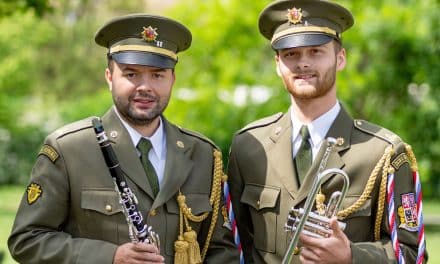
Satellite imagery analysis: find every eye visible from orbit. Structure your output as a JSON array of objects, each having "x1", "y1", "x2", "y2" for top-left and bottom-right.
[
  {"x1": 286, "y1": 50, "x2": 297, "y2": 57},
  {"x1": 152, "y1": 72, "x2": 164, "y2": 79},
  {"x1": 124, "y1": 72, "x2": 137, "y2": 78}
]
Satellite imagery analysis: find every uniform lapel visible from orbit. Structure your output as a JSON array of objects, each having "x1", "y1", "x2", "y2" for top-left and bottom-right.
[
  {"x1": 101, "y1": 108, "x2": 155, "y2": 198},
  {"x1": 291, "y1": 105, "x2": 353, "y2": 207},
  {"x1": 265, "y1": 111, "x2": 300, "y2": 199},
  {"x1": 151, "y1": 119, "x2": 194, "y2": 210}
]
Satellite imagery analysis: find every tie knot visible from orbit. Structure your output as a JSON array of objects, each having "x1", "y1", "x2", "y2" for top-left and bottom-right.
[
  {"x1": 300, "y1": 125, "x2": 310, "y2": 140},
  {"x1": 137, "y1": 138, "x2": 153, "y2": 154}
]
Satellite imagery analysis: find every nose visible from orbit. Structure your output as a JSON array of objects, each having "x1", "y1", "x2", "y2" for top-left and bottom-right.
[
  {"x1": 296, "y1": 54, "x2": 311, "y2": 69},
  {"x1": 136, "y1": 75, "x2": 153, "y2": 92}
]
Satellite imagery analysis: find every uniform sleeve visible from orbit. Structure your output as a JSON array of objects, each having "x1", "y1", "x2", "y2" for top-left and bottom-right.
[
  {"x1": 351, "y1": 141, "x2": 428, "y2": 263},
  {"x1": 227, "y1": 136, "x2": 255, "y2": 263},
  {"x1": 7, "y1": 137, "x2": 118, "y2": 264}
]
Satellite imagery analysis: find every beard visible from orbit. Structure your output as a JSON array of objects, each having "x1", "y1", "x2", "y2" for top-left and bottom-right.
[
  {"x1": 113, "y1": 91, "x2": 170, "y2": 126},
  {"x1": 284, "y1": 63, "x2": 337, "y2": 100}
]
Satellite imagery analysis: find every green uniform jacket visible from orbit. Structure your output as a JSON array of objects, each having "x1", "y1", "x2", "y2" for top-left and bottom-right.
[
  {"x1": 8, "y1": 107, "x2": 239, "y2": 264},
  {"x1": 227, "y1": 106, "x2": 427, "y2": 263}
]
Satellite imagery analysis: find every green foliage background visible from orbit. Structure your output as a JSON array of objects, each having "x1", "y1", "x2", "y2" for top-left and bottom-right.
[{"x1": 0, "y1": 0, "x2": 439, "y2": 197}]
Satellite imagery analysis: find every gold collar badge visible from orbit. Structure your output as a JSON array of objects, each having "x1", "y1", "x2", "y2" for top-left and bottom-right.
[
  {"x1": 287, "y1": 7, "x2": 303, "y2": 24},
  {"x1": 27, "y1": 182, "x2": 42, "y2": 205},
  {"x1": 141, "y1": 26, "x2": 158, "y2": 42}
]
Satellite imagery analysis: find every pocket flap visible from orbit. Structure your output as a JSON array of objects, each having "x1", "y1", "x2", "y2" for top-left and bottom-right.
[
  {"x1": 166, "y1": 193, "x2": 212, "y2": 215},
  {"x1": 241, "y1": 184, "x2": 280, "y2": 211},
  {"x1": 340, "y1": 195, "x2": 372, "y2": 218},
  {"x1": 81, "y1": 189, "x2": 122, "y2": 216}
]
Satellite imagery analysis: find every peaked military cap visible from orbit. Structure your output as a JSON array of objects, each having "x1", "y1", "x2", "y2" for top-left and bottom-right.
[
  {"x1": 259, "y1": 0, "x2": 354, "y2": 50},
  {"x1": 95, "y1": 14, "x2": 192, "y2": 69}
]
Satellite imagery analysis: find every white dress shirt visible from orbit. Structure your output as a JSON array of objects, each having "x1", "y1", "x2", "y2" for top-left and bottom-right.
[
  {"x1": 115, "y1": 107, "x2": 167, "y2": 186},
  {"x1": 291, "y1": 102, "x2": 340, "y2": 161}
]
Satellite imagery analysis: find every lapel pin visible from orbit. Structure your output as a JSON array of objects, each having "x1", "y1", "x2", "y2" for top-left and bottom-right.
[{"x1": 176, "y1": 141, "x2": 185, "y2": 148}]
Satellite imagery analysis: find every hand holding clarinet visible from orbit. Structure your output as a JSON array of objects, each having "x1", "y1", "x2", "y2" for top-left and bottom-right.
[{"x1": 92, "y1": 118, "x2": 164, "y2": 263}]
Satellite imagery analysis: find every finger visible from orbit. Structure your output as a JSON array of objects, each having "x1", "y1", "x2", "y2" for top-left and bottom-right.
[
  {"x1": 300, "y1": 246, "x2": 320, "y2": 263},
  {"x1": 299, "y1": 233, "x2": 323, "y2": 248},
  {"x1": 133, "y1": 242, "x2": 160, "y2": 254},
  {"x1": 329, "y1": 217, "x2": 344, "y2": 238}
]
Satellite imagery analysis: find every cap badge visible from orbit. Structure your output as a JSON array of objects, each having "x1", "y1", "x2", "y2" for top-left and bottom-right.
[
  {"x1": 141, "y1": 26, "x2": 158, "y2": 42},
  {"x1": 287, "y1": 7, "x2": 303, "y2": 24}
]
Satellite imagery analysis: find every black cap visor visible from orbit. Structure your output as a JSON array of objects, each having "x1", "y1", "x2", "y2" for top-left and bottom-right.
[
  {"x1": 111, "y1": 51, "x2": 177, "y2": 69},
  {"x1": 272, "y1": 33, "x2": 334, "y2": 50}
]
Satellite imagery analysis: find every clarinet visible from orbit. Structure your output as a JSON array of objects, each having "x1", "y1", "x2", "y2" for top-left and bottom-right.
[{"x1": 92, "y1": 117, "x2": 160, "y2": 248}]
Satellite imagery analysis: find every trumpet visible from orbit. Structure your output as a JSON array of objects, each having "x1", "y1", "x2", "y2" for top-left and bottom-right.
[{"x1": 282, "y1": 138, "x2": 349, "y2": 264}]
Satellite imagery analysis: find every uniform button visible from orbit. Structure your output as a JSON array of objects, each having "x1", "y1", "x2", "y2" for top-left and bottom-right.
[
  {"x1": 105, "y1": 205, "x2": 112, "y2": 212},
  {"x1": 110, "y1": 131, "x2": 118, "y2": 138},
  {"x1": 256, "y1": 200, "x2": 260, "y2": 209},
  {"x1": 149, "y1": 209, "x2": 158, "y2": 216},
  {"x1": 356, "y1": 120, "x2": 363, "y2": 126}
]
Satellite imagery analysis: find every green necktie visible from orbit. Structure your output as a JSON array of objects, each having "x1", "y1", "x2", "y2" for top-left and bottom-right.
[
  {"x1": 137, "y1": 138, "x2": 159, "y2": 197},
  {"x1": 294, "y1": 125, "x2": 312, "y2": 185}
]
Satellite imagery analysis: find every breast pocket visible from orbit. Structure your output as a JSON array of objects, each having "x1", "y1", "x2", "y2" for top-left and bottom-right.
[
  {"x1": 81, "y1": 189, "x2": 125, "y2": 243},
  {"x1": 164, "y1": 193, "x2": 212, "y2": 256},
  {"x1": 339, "y1": 195, "x2": 373, "y2": 242},
  {"x1": 240, "y1": 184, "x2": 280, "y2": 253}
]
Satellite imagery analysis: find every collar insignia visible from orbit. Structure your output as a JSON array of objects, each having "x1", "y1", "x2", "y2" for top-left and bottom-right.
[
  {"x1": 176, "y1": 140, "x2": 185, "y2": 148},
  {"x1": 287, "y1": 7, "x2": 303, "y2": 24},
  {"x1": 141, "y1": 26, "x2": 158, "y2": 42},
  {"x1": 27, "y1": 182, "x2": 42, "y2": 205}
]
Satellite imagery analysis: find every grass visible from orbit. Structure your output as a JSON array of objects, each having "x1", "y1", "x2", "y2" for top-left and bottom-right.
[{"x1": 0, "y1": 185, "x2": 439, "y2": 263}]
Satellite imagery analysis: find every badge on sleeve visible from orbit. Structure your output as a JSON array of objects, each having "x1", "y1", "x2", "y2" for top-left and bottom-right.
[
  {"x1": 27, "y1": 182, "x2": 43, "y2": 205},
  {"x1": 398, "y1": 193, "x2": 418, "y2": 232}
]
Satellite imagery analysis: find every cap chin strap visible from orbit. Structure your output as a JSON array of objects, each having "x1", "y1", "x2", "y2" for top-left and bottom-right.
[
  {"x1": 109, "y1": 44, "x2": 178, "y2": 61},
  {"x1": 271, "y1": 26, "x2": 339, "y2": 45}
]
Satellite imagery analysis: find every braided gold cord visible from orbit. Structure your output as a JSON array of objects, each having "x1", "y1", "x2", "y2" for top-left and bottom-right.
[
  {"x1": 405, "y1": 144, "x2": 418, "y2": 171},
  {"x1": 177, "y1": 193, "x2": 210, "y2": 222},
  {"x1": 337, "y1": 146, "x2": 393, "y2": 219},
  {"x1": 174, "y1": 149, "x2": 224, "y2": 263},
  {"x1": 374, "y1": 147, "x2": 394, "y2": 240},
  {"x1": 200, "y1": 149, "x2": 223, "y2": 261}
]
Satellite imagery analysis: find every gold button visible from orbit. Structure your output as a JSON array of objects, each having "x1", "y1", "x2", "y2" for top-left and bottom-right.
[
  {"x1": 110, "y1": 131, "x2": 118, "y2": 138},
  {"x1": 149, "y1": 209, "x2": 158, "y2": 216},
  {"x1": 105, "y1": 205, "x2": 112, "y2": 212}
]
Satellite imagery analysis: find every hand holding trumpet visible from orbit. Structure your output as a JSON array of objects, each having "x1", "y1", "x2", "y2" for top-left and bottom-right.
[{"x1": 298, "y1": 217, "x2": 352, "y2": 264}]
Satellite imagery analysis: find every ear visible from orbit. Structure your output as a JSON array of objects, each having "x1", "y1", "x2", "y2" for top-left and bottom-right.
[
  {"x1": 105, "y1": 68, "x2": 112, "y2": 91},
  {"x1": 336, "y1": 48, "x2": 346, "y2": 71},
  {"x1": 275, "y1": 54, "x2": 282, "y2": 77}
]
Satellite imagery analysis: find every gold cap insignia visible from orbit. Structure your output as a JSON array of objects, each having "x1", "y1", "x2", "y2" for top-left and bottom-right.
[
  {"x1": 287, "y1": 7, "x2": 303, "y2": 24},
  {"x1": 176, "y1": 140, "x2": 185, "y2": 148},
  {"x1": 141, "y1": 26, "x2": 158, "y2": 42},
  {"x1": 27, "y1": 183, "x2": 42, "y2": 205}
]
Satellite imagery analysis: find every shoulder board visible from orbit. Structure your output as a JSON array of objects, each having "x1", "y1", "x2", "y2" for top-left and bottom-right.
[
  {"x1": 238, "y1": 112, "x2": 284, "y2": 134},
  {"x1": 178, "y1": 127, "x2": 219, "y2": 149},
  {"x1": 354, "y1": 119, "x2": 402, "y2": 146},
  {"x1": 51, "y1": 117, "x2": 96, "y2": 139}
]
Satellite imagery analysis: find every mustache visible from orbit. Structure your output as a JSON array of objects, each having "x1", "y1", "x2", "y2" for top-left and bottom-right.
[{"x1": 131, "y1": 92, "x2": 158, "y2": 101}]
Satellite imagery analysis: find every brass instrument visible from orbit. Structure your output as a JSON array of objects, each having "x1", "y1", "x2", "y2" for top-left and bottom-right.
[{"x1": 282, "y1": 138, "x2": 349, "y2": 264}]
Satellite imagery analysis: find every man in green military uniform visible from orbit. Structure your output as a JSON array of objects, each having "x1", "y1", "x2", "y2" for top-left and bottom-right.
[
  {"x1": 8, "y1": 14, "x2": 239, "y2": 263},
  {"x1": 227, "y1": 1, "x2": 427, "y2": 263}
]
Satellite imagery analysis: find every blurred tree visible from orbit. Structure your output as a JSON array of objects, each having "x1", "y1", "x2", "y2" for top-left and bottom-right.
[
  {"x1": 0, "y1": 0, "x2": 52, "y2": 17},
  {"x1": 0, "y1": 0, "x2": 438, "y2": 197}
]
